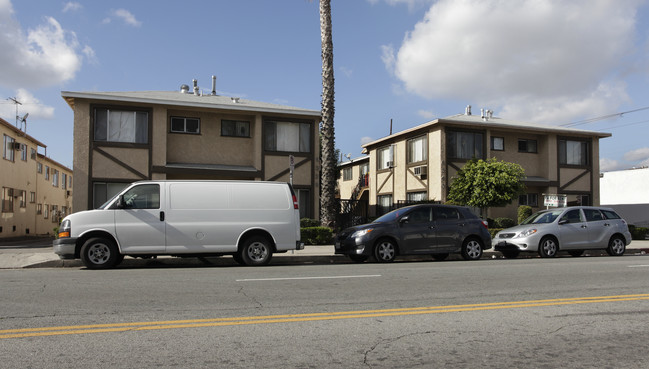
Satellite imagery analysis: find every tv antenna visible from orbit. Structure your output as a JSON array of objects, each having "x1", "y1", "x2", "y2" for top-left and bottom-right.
[{"x1": 7, "y1": 97, "x2": 29, "y2": 134}]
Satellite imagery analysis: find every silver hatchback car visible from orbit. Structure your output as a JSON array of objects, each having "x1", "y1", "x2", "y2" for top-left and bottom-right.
[{"x1": 493, "y1": 206, "x2": 632, "y2": 258}]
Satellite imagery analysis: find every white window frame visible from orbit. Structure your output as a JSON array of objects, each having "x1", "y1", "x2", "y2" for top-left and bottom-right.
[
  {"x1": 378, "y1": 145, "x2": 395, "y2": 170},
  {"x1": 170, "y1": 116, "x2": 200, "y2": 134}
]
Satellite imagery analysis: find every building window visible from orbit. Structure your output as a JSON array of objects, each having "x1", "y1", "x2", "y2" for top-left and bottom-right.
[
  {"x1": 378, "y1": 145, "x2": 395, "y2": 170},
  {"x1": 45, "y1": 166, "x2": 50, "y2": 180},
  {"x1": 342, "y1": 167, "x2": 352, "y2": 181},
  {"x1": 264, "y1": 121, "x2": 310, "y2": 152},
  {"x1": 18, "y1": 190, "x2": 26, "y2": 208},
  {"x1": 3, "y1": 135, "x2": 15, "y2": 161},
  {"x1": 360, "y1": 163, "x2": 369, "y2": 176},
  {"x1": 447, "y1": 131, "x2": 484, "y2": 159},
  {"x1": 518, "y1": 139, "x2": 537, "y2": 153},
  {"x1": 491, "y1": 137, "x2": 504, "y2": 151},
  {"x1": 559, "y1": 139, "x2": 588, "y2": 166},
  {"x1": 37, "y1": 162, "x2": 42, "y2": 173},
  {"x1": 222, "y1": 120, "x2": 251, "y2": 137},
  {"x1": 69, "y1": 176, "x2": 73, "y2": 188},
  {"x1": 44, "y1": 204, "x2": 49, "y2": 219},
  {"x1": 407, "y1": 191, "x2": 427, "y2": 202},
  {"x1": 20, "y1": 144, "x2": 27, "y2": 161},
  {"x1": 519, "y1": 193, "x2": 538, "y2": 207},
  {"x1": 37, "y1": 203, "x2": 42, "y2": 214},
  {"x1": 2, "y1": 187, "x2": 14, "y2": 213},
  {"x1": 170, "y1": 117, "x2": 200, "y2": 134},
  {"x1": 30, "y1": 192, "x2": 35, "y2": 203},
  {"x1": 295, "y1": 188, "x2": 310, "y2": 219},
  {"x1": 407, "y1": 136, "x2": 427, "y2": 164},
  {"x1": 93, "y1": 182, "x2": 129, "y2": 209},
  {"x1": 62, "y1": 173, "x2": 67, "y2": 189},
  {"x1": 31, "y1": 148, "x2": 36, "y2": 159},
  {"x1": 377, "y1": 194, "x2": 393, "y2": 215},
  {"x1": 94, "y1": 108, "x2": 148, "y2": 143},
  {"x1": 52, "y1": 169, "x2": 59, "y2": 187}
]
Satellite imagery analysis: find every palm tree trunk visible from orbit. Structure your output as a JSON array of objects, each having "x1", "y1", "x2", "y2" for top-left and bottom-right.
[{"x1": 319, "y1": 0, "x2": 336, "y2": 228}]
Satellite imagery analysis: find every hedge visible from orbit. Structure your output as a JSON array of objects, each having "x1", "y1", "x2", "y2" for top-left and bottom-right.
[
  {"x1": 301, "y1": 227, "x2": 334, "y2": 245},
  {"x1": 628, "y1": 225, "x2": 648, "y2": 240}
]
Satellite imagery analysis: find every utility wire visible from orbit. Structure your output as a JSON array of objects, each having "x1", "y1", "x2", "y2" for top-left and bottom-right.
[{"x1": 560, "y1": 106, "x2": 649, "y2": 127}]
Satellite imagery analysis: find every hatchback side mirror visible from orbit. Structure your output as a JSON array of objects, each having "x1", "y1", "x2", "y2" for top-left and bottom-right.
[{"x1": 400, "y1": 216, "x2": 409, "y2": 224}]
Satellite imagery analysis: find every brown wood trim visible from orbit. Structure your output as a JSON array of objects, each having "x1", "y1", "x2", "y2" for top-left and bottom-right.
[
  {"x1": 94, "y1": 147, "x2": 148, "y2": 180},
  {"x1": 151, "y1": 165, "x2": 261, "y2": 178},
  {"x1": 267, "y1": 157, "x2": 310, "y2": 182}
]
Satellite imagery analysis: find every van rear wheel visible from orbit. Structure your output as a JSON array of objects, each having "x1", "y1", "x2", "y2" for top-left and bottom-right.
[
  {"x1": 240, "y1": 236, "x2": 273, "y2": 266},
  {"x1": 80, "y1": 237, "x2": 120, "y2": 269}
]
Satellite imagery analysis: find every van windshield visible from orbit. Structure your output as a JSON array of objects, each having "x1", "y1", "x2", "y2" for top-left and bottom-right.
[
  {"x1": 520, "y1": 210, "x2": 564, "y2": 225},
  {"x1": 98, "y1": 193, "x2": 120, "y2": 210}
]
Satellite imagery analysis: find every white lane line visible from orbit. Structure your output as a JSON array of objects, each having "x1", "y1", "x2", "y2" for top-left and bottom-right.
[
  {"x1": 236, "y1": 274, "x2": 382, "y2": 282},
  {"x1": 628, "y1": 265, "x2": 649, "y2": 268}
]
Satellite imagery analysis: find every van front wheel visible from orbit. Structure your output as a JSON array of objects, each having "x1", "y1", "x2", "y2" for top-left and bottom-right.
[
  {"x1": 240, "y1": 236, "x2": 273, "y2": 266},
  {"x1": 80, "y1": 237, "x2": 119, "y2": 269}
]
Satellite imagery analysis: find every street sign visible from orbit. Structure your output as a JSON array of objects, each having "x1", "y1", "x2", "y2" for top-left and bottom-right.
[{"x1": 544, "y1": 194, "x2": 567, "y2": 207}]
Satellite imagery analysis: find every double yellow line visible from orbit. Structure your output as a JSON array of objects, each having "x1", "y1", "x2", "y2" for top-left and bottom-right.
[{"x1": 2, "y1": 293, "x2": 649, "y2": 339}]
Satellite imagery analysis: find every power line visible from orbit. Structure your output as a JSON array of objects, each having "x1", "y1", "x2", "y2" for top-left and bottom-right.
[{"x1": 560, "y1": 106, "x2": 649, "y2": 127}]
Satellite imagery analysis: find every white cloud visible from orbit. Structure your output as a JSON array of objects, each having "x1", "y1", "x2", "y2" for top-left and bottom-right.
[
  {"x1": 385, "y1": 0, "x2": 644, "y2": 123},
  {"x1": 623, "y1": 147, "x2": 649, "y2": 162},
  {"x1": 0, "y1": 89, "x2": 55, "y2": 121},
  {"x1": 107, "y1": 9, "x2": 142, "y2": 27},
  {"x1": 599, "y1": 158, "x2": 624, "y2": 172},
  {"x1": 0, "y1": 0, "x2": 86, "y2": 89},
  {"x1": 360, "y1": 136, "x2": 374, "y2": 146},
  {"x1": 339, "y1": 66, "x2": 353, "y2": 78},
  {"x1": 417, "y1": 109, "x2": 435, "y2": 119},
  {"x1": 62, "y1": 2, "x2": 82, "y2": 13}
]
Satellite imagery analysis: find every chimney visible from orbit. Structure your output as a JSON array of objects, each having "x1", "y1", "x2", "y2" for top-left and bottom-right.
[
  {"x1": 211, "y1": 75, "x2": 217, "y2": 96},
  {"x1": 465, "y1": 105, "x2": 472, "y2": 115},
  {"x1": 193, "y1": 79, "x2": 199, "y2": 95}
]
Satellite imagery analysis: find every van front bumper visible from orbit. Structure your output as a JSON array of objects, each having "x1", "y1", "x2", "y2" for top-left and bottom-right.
[{"x1": 53, "y1": 237, "x2": 78, "y2": 259}]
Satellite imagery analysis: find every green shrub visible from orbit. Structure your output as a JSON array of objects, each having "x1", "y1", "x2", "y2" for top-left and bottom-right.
[
  {"x1": 629, "y1": 225, "x2": 648, "y2": 240},
  {"x1": 518, "y1": 205, "x2": 533, "y2": 224},
  {"x1": 300, "y1": 218, "x2": 320, "y2": 228},
  {"x1": 495, "y1": 217, "x2": 516, "y2": 228},
  {"x1": 489, "y1": 228, "x2": 504, "y2": 238},
  {"x1": 301, "y1": 227, "x2": 334, "y2": 245}
]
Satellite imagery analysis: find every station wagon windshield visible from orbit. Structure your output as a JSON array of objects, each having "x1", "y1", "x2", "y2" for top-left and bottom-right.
[{"x1": 521, "y1": 210, "x2": 564, "y2": 224}]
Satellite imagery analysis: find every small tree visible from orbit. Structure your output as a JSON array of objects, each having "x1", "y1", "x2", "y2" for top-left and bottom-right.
[{"x1": 448, "y1": 158, "x2": 526, "y2": 209}]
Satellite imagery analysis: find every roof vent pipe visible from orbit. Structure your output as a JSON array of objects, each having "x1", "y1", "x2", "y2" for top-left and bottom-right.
[
  {"x1": 211, "y1": 75, "x2": 217, "y2": 96},
  {"x1": 465, "y1": 105, "x2": 472, "y2": 115},
  {"x1": 180, "y1": 84, "x2": 189, "y2": 93},
  {"x1": 193, "y1": 79, "x2": 199, "y2": 95},
  {"x1": 480, "y1": 108, "x2": 485, "y2": 119}
]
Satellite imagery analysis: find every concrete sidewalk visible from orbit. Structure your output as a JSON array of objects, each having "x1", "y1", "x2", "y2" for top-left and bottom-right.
[{"x1": 0, "y1": 237, "x2": 647, "y2": 269}]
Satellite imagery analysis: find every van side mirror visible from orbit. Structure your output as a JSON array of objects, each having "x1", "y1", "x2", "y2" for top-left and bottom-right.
[{"x1": 116, "y1": 195, "x2": 126, "y2": 209}]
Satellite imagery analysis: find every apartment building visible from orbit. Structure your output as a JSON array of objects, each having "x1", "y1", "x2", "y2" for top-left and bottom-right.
[
  {"x1": 61, "y1": 83, "x2": 321, "y2": 219},
  {"x1": 1, "y1": 117, "x2": 73, "y2": 238},
  {"x1": 349, "y1": 109, "x2": 610, "y2": 219}
]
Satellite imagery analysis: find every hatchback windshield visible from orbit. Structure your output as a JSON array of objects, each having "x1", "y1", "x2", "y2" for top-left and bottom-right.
[
  {"x1": 520, "y1": 209, "x2": 564, "y2": 225},
  {"x1": 373, "y1": 207, "x2": 414, "y2": 223}
]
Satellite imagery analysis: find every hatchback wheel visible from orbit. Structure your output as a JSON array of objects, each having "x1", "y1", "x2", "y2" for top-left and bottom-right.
[
  {"x1": 461, "y1": 238, "x2": 483, "y2": 260},
  {"x1": 374, "y1": 239, "x2": 396, "y2": 262},
  {"x1": 538, "y1": 237, "x2": 558, "y2": 258},
  {"x1": 606, "y1": 236, "x2": 626, "y2": 256}
]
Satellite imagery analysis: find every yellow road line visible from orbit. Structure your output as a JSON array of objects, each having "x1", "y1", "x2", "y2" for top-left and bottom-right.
[{"x1": 2, "y1": 293, "x2": 648, "y2": 339}]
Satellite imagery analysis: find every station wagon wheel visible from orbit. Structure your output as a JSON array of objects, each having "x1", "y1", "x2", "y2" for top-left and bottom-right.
[
  {"x1": 374, "y1": 239, "x2": 396, "y2": 263},
  {"x1": 461, "y1": 238, "x2": 483, "y2": 260},
  {"x1": 240, "y1": 236, "x2": 273, "y2": 266},
  {"x1": 80, "y1": 237, "x2": 119, "y2": 269},
  {"x1": 538, "y1": 237, "x2": 558, "y2": 258},
  {"x1": 606, "y1": 236, "x2": 626, "y2": 256}
]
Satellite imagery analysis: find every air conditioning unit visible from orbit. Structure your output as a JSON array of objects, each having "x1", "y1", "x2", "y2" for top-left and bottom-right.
[
  {"x1": 386, "y1": 161, "x2": 394, "y2": 168},
  {"x1": 13, "y1": 142, "x2": 22, "y2": 150},
  {"x1": 413, "y1": 165, "x2": 428, "y2": 177}
]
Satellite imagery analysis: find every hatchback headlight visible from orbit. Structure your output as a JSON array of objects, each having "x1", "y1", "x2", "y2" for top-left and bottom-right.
[
  {"x1": 351, "y1": 229, "x2": 373, "y2": 238},
  {"x1": 516, "y1": 229, "x2": 537, "y2": 238}
]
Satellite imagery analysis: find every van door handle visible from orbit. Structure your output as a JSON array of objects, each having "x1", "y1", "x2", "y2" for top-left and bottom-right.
[{"x1": 160, "y1": 211, "x2": 165, "y2": 221}]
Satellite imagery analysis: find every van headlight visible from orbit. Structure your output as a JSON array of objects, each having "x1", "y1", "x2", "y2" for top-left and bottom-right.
[{"x1": 58, "y1": 219, "x2": 71, "y2": 238}]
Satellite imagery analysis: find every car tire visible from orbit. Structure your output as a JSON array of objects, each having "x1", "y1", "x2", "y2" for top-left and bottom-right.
[
  {"x1": 232, "y1": 253, "x2": 246, "y2": 265},
  {"x1": 501, "y1": 250, "x2": 520, "y2": 259},
  {"x1": 374, "y1": 239, "x2": 397, "y2": 263},
  {"x1": 348, "y1": 255, "x2": 369, "y2": 263},
  {"x1": 568, "y1": 250, "x2": 584, "y2": 257},
  {"x1": 606, "y1": 236, "x2": 626, "y2": 256},
  {"x1": 461, "y1": 238, "x2": 483, "y2": 260},
  {"x1": 538, "y1": 237, "x2": 558, "y2": 258},
  {"x1": 80, "y1": 237, "x2": 120, "y2": 269},
  {"x1": 432, "y1": 253, "x2": 449, "y2": 261},
  {"x1": 240, "y1": 236, "x2": 273, "y2": 266}
]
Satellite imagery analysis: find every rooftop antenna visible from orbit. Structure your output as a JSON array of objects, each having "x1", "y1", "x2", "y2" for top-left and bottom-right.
[
  {"x1": 7, "y1": 97, "x2": 22, "y2": 127},
  {"x1": 18, "y1": 113, "x2": 29, "y2": 134}
]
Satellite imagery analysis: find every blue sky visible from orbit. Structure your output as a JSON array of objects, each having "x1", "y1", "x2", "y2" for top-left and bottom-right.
[{"x1": 1, "y1": 0, "x2": 649, "y2": 172}]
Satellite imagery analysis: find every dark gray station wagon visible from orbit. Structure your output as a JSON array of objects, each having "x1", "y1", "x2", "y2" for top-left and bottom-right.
[{"x1": 335, "y1": 204, "x2": 492, "y2": 263}]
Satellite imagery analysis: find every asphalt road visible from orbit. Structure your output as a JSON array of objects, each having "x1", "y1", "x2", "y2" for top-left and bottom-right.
[{"x1": 1, "y1": 256, "x2": 649, "y2": 368}]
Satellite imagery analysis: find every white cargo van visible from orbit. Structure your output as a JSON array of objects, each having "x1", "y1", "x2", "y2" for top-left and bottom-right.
[{"x1": 54, "y1": 180, "x2": 303, "y2": 268}]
